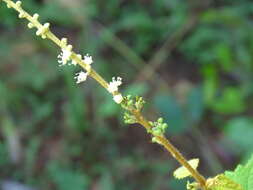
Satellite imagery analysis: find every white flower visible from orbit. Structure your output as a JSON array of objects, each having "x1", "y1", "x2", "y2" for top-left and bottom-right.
[
  {"x1": 58, "y1": 45, "x2": 72, "y2": 66},
  {"x1": 74, "y1": 71, "x2": 88, "y2": 84},
  {"x1": 113, "y1": 94, "x2": 123, "y2": 104},
  {"x1": 83, "y1": 54, "x2": 93, "y2": 65},
  {"x1": 107, "y1": 77, "x2": 122, "y2": 93}
]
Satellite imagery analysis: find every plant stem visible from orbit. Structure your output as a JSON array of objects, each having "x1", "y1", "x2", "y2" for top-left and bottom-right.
[
  {"x1": 1, "y1": 0, "x2": 208, "y2": 189},
  {"x1": 132, "y1": 109, "x2": 207, "y2": 190}
]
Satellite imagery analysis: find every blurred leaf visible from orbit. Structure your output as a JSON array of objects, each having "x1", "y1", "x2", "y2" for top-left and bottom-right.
[
  {"x1": 24, "y1": 137, "x2": 41, "y2": 180},
  {"x1": 201, "y1": 8, "x2": 244, "y2": 24},
  {"x1": 0, "y1": 4, "x2": 18, "y2": 27},
  {"x1": 123, "y1": 82, "x2": 149, "y2": 96},
  {"x1": 48, "y1": 165, "x2": 89, "y2": 190},
  {"x1": 27, "y1": 95, "x2": 54, "y2": 125},
  {"x1": 150, "y1": 161, "x2": 172, "y2": 175},
  {"x1": 212, "y1": 87, "x2": 246, "y2": 114},
  {"x1": 0, "y1": 142, "x2": 9, "y2": 167},
  {"x1": 0, "y1": 82, "x2": 8, "y2": 109},
  {"x1": 40, "y1": 2, "x2": 73, "y2": 26},
  {"x1": 63, "y1": 68, "x2": 88, "y2": 131},
  {"x1": 224, "y1": 117, "x2": 253, "y2": 153},
  {"x1": 215, "y1": 43, "x2": 234, "y2": 72},
  {"x1": 185, "y1": 87, "x2": 204, "y2": 124},
  {"x1": 168, "y1": 178, "x2": 188, "y2": 190},
  {"x1": 154, "y1": 94, "x2": 186, "y2": 134},
  {"x1": 235, "y1": 44, "x2": 252, "y2": 69},
  {"x1": 2, "y1": 117, "x2": 22, "y2": 164},
  {"x1": 119, "y1": 11, "x2": 153, "y2": 31},
  {"x1": 13, "y1": 55, "x2": 58, "y2": 91},
  {"x1": 98, "y1": 172, "x2": 114, "y2": 190},
  {"x1": 181, "y1": 26, "x2": 228, "y2": 64},
  {"x1": 22, "y1": 0, "x2": 40, "y2": 12},
  {"x1": 0, "y1": 37, "x2": 12, "y2": 59},
  {"x1": 98, "y1": 92, "x2": 119, "y2": 117}
]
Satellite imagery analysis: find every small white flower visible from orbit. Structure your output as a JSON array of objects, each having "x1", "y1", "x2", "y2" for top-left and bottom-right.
[
  {"x1": 74, "y1": 71, "x2": 88, "y2": 84},
  {"x1": 58, "y1": 46, "x2": 72, "y2": 66},
  {"x1": 83, "y1": 54, "x2": 93, "y2": 65},
  {"x1": 107, "y1": 77, "x2": 122, "y2": 93},
  {"x1": 113, "y1": 94, "x2": 123, "y2": 104}
]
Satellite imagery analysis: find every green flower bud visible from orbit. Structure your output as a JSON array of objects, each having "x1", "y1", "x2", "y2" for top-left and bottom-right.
[
  {"x1": 127, "y1": 99, "x2": 134, "y2": 106},
  {"x1": 148, "y1": 121, "x2": 154, "y2": 127},
  {"x1": 152, "y1": 137, "x2": 158, "y2": 143},
  {"x1": 162, "y1": 123, "x2": 168, "y2": 130},
  {"x1": 123, "y1": 112, "x2": 137, "y2": 124},
  {"x1": 157, "y1": 117, "x2": 163, "y2": 123},
  {"x1": 152, "y1": 128, "x2": 163, "y2": 136}
]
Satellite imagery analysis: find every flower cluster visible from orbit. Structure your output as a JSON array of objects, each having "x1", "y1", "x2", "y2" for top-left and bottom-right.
[
  {"x1": 56, "y1": 38, "x2": 93, "y2": 84},
  {"x1": 121, "y1": 95, "x2": 145, "y2": 111},
  {"x1": 74, "y1": 71, "x2": 88, "y2": 84},
  {"x1": 107, "y1": 77, "x2": 123, "y2": 104},
  {"x1": 5, "y1": 1, "x2": 50, "y2": 39},
  {"x1": 148, "y1": 118, "x2": 168, "y2": 143},
  {"x1": 2, "y1": 0, "x2": 123, "y2": 103},
  {"x1": 83, "y1": 54, "x2": 93, "y2": 65},
  {"x1": 58, "y1": 45, "x2": 73, "y2": 66},
  {"x1": 123, "y1": 112, "x2": 137, "y2": 124},
  {"x1": 107, "y1": 77, "x2": 122, "y2": 93},
  {"x1": 122, "y1": 96, "x2": 145, "y2": 124},
  {"x1": 149, "y1": 118, "x2": 168, "y2": 136}
]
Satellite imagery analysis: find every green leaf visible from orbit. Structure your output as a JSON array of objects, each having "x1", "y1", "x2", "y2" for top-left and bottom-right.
[
  {"x1": 225, "y1": 154, "x2": 253, "y2": 190},
  {"x1": 207, "y1": 174, "x2": 243, "y2": 190}
]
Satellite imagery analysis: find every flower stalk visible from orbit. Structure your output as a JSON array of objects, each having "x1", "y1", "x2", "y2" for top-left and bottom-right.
[{"x1": 1, "y1": 0, "x2": 207, "y2": 189}]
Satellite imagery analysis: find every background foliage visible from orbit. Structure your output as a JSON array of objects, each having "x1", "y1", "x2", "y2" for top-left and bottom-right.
[{"x1": 0, "y1": 0, "x2": 253, "y2": 189}]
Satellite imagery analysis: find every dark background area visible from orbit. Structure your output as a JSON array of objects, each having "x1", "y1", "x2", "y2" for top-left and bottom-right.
[{"x1": 0, "y1": 0, "x2": 253, "y2": 189}]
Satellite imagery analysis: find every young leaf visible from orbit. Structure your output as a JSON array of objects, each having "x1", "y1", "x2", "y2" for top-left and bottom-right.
[{"x1": 173, "y1": 158, "x2": 199, "y2": 179}]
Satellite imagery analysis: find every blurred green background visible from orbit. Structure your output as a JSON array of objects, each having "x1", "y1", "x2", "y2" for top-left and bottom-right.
[{"x1": 0, "y1": 0, "x2": 253, "y2": 189}]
